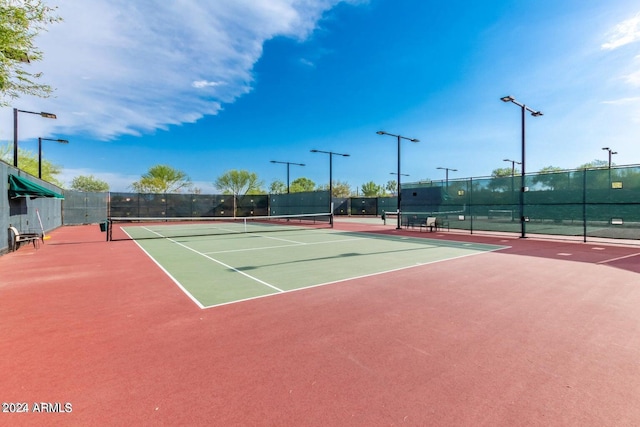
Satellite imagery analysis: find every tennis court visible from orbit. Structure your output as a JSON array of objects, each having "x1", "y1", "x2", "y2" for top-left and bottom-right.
[
  {"x1": 3, "y1": 218, "x2": 640, "y2": 425},
  {"x1": 119, "y1": 217, "x2": 506, "y2": 308}
]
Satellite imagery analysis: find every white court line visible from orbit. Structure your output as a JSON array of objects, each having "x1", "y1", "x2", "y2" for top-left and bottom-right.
[
  {"x1": 138, "y1": 226, "x2": 284, "y2": 294},
  {"x1": 170, "y1": 238, "x2": 284, "y2": 293},
  {"x1": 204, "y1": 237, "x2": 366, "y2": 255},
  {"x1": 141, "y1": 225, "x2": 247, "y2": 238},
  {"x1": 260, "y1": 234, "x2": 306, "y2": 244},
  {"x1": 124, "y1": 228, "x2": 205, "y2": 309},
  {"x1": 133, "y1": 226, "x2": 508, "y2": 309},
  {"x1": 201, "y1": 245, "x2": 508, "y2": 310},
  {"x1": 597, "y1": 252, "x2": 640, "y2": 264}
]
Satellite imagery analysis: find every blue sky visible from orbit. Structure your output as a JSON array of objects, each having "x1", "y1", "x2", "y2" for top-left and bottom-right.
[{"x1": 1, "y1": 0, "x2": 640, "y2": 193}]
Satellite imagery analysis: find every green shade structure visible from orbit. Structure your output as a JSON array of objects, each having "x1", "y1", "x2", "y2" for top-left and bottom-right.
[{"x1": 8, "y1": 174, "x2": 64, "y2": 199}]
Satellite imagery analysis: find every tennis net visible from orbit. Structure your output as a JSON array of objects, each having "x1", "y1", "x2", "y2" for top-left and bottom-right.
[{"x1": 107, "y1": 212, "x2": 333, "y2": 241}]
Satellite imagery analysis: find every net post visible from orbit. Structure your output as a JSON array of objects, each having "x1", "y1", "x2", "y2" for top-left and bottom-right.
[{"x1": 330, "y1": 201, "x2": 334, "y2": 226}]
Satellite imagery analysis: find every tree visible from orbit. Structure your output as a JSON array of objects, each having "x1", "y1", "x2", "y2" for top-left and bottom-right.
[
  {"x1": 0, "y1": 1, "x2": 61, "y2": 104},
  {"x1": 0, "y1": 143, "x2": 62, "y2": 185},
  {"x1": 491, "y1": 167, "x2": 519, "y2": 178},
  {"x1": 361, "y1": 181, "x2": 384, "y2": 197},
  {"x1": 289, "y1": 177, "x2": 315, "y2": 193},
  {"x1": 70, "y1": 175, "x2": 109, "y2": 192},
  {"x1": 489, "y1": 167, "x2": 521, "y2": 192},
  {"x1": 318, "y1": 180, "x2": 351, "y2": 198},
  {"x1": 269, "y1": 179, "x2": 287, "y2": 194},
  {"x1": 576, "y1": 160, "x2": 608, "y2": 170},
  {"x1": 214, "y1": 169, "x2": 264, "y2": 216},
  {"x1": 531, "y1": 165, "x2": 566, "y2": 190},
  {"x1": 538, "y1": 166, "x2": 564, "y2": 174},
  {"x1": 130, "y1": 164, "x2": 191, "y2": 193},
  {"x1": 385, "y1": 180, "x2": 397, "y2": 196},
  {"x1": 333, "y1": 181, "x2": 351, "y2": 198}
]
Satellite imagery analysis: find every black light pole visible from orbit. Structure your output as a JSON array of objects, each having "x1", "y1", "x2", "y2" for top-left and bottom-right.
[
  {"x1": 377, "y1": 131, "x2": 419, "y2": 230},
  {"x1": 500, "y1": 96, "x2": 543, "y2": 238},
  {"x1": 503, "y1": 158, "x2": 521, "y2": 194},
  {"x1": 503, "y1": 158, "x2": 521, "y2": 176},
  {"x1": 39, "y1": 137, "x2": 69, "y2": 179},
  {"x1": 13, "y1": 108, "x2": 57, "y2": 167},
  {"x1": 436, "y1": 166, "x2": 457, "y2": 189},
  {"x1": 601, "y1": 147, "x2": 617, "y2": 169},
  {"x1": 310, "y1": 149, "x2": 350, "y2": 222},
  {"x1": 270, "y1": 160, "x2": 305, "y2": 193}
]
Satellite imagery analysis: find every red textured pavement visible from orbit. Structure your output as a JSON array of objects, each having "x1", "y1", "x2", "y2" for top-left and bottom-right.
[{"x1": 1, "y1": 224, "x2": 639, "y2": 426}]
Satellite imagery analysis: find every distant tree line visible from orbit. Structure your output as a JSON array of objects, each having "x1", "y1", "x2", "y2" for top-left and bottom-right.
[{"x1": 2, "y1": 144, "x2": 631, "y2": 197}]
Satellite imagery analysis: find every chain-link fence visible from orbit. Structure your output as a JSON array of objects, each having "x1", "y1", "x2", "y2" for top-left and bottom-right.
[
  {"x1": 56, "y1": 165, "x2": 640, "y2": 242},
  {"x1": 403, "y1": 165, "x2": 640, "y2": 240}
]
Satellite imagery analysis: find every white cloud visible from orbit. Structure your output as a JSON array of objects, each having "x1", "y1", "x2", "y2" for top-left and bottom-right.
[
  {"x1": 192, "y1": 80, "x2": 224, "y2": 89},
  {"x1": 299, "y1": 58, "x2": 315, "y2": 67},
  {"x1": 602, "y1": 97, "x2": 640, "y2": 105},
  {"x1": 624, "y1": 69, "x2": 640, "y2": 86},
  {"x1": 602, "y1": 12, "x2": 640, "y2": 50},
  {"x1": 0, "y1": 0, "x2": 358, "y2": 142}
]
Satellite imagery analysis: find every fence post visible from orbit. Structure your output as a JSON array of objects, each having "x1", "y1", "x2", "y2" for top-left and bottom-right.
[
  {"x1": 469, "y1": 178, "x2": 473, "y2": 234},
  {"x1": 583, "y1": 169, "x2": 587, "y2": 243}
]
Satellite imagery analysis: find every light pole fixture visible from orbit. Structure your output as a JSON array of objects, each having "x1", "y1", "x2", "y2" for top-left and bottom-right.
[
  {"x1": 601, "y1": 147, "x2": 617, "y2": 169},
  {"x1": 389, "y1": 172, "x2": 409, "y2": 196},
  {"x1": 377, "y1": 130, "x2": 419, "y2": 230},
  {"x1": 39, "y1": 137, "x2": 69, "y2": 179},
  {"x1": 270, "y1": 160, "x2": 305, "y2": 193},
  {"x1": 500, "y1": 95, "x2": 543, "y2": 238},
  {"x1": 503, "y1": 158, "x2": 522, "y2": 177},
  {"x1": 310, "y1": 149, "x2": 350, "y2": 222},
  {"x1": 436, "y1": 166, "x2": 457, "y2": 188},
  {"x1": 13, "y1": 108, "x2": 57, "y2": 168}
]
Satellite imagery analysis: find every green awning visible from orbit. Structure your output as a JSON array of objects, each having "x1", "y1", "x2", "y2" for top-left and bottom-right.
[{"x1": 8, "y1": 174, "x2": 64, "y2": 199}]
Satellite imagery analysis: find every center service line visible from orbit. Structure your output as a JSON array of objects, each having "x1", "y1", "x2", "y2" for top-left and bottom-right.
[{"x1": 169, "y1": 238, "x2": 285, "y2": 293}]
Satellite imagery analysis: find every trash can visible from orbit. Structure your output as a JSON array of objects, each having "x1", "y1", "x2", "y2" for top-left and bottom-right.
[{"x1": 99, "y1": 221, "x2": 108, "y2": 232}]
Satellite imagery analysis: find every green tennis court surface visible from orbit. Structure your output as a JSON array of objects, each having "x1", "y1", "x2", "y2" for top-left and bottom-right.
[{"x1": 126, "y1": 224, "x2": 507, "y2": 308}]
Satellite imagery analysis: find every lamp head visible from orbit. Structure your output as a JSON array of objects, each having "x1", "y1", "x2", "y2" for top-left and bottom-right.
[
  {"x1": 40, "y1": 112, "x2": 57, "y2": 119},
  {"x1": 500, "y1": 95, "x2": 514, "y2": 103},
  {"x1": 376, "y1": 130, "x2": 385, "y2": 135}
]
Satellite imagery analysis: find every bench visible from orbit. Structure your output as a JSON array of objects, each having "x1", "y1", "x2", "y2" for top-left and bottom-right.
[
  {"x1": 420, "y1": 217, "x2": 450, "y2": 232},
  {"x1": 404, "y1": 215, "x2": 421, "y2": 229},
  {"x1": 436, "y1": 217, "x2": 450, "y2": 231},
  {"x1": 421, "y1": 217, "x2": 437, "y2": 232},
  {"x1": 8, "y1": 226, "x2": 42, "y2": 252},
  {"x1": 404, "y1": 216, "x2": 450, "y2": 232}
]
